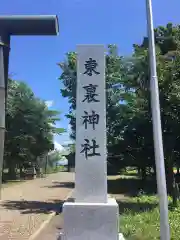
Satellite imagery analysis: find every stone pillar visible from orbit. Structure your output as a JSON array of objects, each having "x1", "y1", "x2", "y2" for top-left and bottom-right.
[{"x1": 62, "y1": 45, "x2": 120, "y2": 240}]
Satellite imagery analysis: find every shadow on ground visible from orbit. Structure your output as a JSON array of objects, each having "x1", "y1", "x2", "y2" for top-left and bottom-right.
[
  {"x1": 2, "y1": 178, "x2": 157, "y2": 216},
  {"x1": 43, "y1": 181, "x2": 75, "y2": 189},
  {"x1": 1, "y1": 199, "x2": 65, "y2": 214},
  {"x1": 116, "y1": 200, "x2": 157, "y2": 214},
  {"x1": 108, "y1": 176, "x2": 157, "y2": 197},
  {"x1": 108, "y1": 176, "x2": 158, "y2": 214}
]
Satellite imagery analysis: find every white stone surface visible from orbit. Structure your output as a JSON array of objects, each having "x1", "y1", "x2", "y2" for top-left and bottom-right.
[
  {"x1": 75, "y1": 45, "x2": 107, "y2": 203},
  {"x1": 63, "y1": 198, "x2": 119, "y2": 240}
]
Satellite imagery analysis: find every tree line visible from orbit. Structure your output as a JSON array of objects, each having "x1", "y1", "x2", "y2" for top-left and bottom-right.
[
  {"x1": 58, "y1": 23, "x2": 180, "y2": 202},
  {"x1": 3, "y1": 79, "x2": 64, "y2": 180}
]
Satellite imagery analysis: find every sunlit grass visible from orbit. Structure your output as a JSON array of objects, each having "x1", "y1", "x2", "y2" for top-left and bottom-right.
[{"x1": 120, "y1": 195, "x2": 180, "y2": 240}]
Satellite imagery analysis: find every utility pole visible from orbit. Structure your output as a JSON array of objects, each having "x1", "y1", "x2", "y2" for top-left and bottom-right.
[{"x1": 145, "y1": 0, "x2": 170, "y2": 239}]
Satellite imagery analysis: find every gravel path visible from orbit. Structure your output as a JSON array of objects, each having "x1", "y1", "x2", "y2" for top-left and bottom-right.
[{"x1": 0, "y1": 172, "x2": 74, "y2": 240}]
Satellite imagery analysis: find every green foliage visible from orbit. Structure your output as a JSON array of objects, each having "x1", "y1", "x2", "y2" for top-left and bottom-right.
[
  {"x1": 4, "y1": 79, "x2": 65, "y2": 178},
  {"x1": 120, "y1": 195, "x2": 180, "y2": 240},
  {"x1": 48, "y1": 150, "x2": 63, "y2": 168},
  {"x1": 57, "y1": 22, "x2": 180, "y2": 237},
  {"x1": 58, "y1": 45, "x2": 126, "y2": 142},
  {"x1": 59, "y1": 23, "x2": 180, "y2": 195},
  {"x1": 58, "y1": 44, "x2": 152, "y2": 167}
]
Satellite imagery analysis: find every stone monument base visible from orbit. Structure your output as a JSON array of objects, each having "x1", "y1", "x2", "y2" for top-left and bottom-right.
[{"x1": 62, "y1": 197, "x2": 119, "y2": 240}]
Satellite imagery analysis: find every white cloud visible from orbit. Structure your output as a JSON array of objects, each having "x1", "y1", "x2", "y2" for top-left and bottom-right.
[
  {"x1": 45, "y1": 100, "x2": 54, "y2": 108},
  {"x1": 54, "y1": 141, "x2": 65, "y2": 151},
  {"x1": 56, "y1": 124, "x2": 72, "y2": 145},
  {"x1": 54, "y1": 124, "x2": 72, "y2": 145},
  {"x1": 67, "y1": 124, "x2": 71, "y2": 132},
  {"x1": 62, "y1": 140, "x2": 73, "y2": 145}
]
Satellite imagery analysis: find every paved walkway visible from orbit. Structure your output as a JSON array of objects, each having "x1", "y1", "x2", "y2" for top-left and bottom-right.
[
  {"x1": 0, "y1": 172, "x2": 74, "y2": 240},
  {"x1": 35, "y1": 212, "x2": 64, "y2": 240}
]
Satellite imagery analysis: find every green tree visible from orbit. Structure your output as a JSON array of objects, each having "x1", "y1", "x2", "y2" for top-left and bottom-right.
[
  {"x1": 48, "y1": 150, "x2": 62, "y2": 169},
  {"x1": 58, "y1": 45, "x2": 139, "y2": 176},
  {"x1": 127, "y1": 23, "x2": 180, "y2": 196},
  {"x1": 58, "y1": 24, "x2": 180, "y2": 199},
  {"x1": 58, "y1": 45, "x2": 129, "y2": 143},
  {"x1": 4, "y1": 79, "x2": 65, "y2": 179}
]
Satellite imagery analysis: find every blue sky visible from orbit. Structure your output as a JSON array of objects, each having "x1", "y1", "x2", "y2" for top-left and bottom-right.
[{"x1": 1, "y1": 0, "x2": 180, "y2": 145}]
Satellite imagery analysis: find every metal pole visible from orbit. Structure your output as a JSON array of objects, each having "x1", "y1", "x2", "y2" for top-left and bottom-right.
[{"x1": 146, "y1": 0, "x2": 170, "y2": 239}]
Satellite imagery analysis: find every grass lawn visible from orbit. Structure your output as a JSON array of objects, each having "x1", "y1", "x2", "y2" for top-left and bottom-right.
[
  {"x1": 108, "y1": 173, "x2": 180, "y2": 240},
  {"x1": 119, "y1": 195, "x2": 180, "y2": 240}
]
